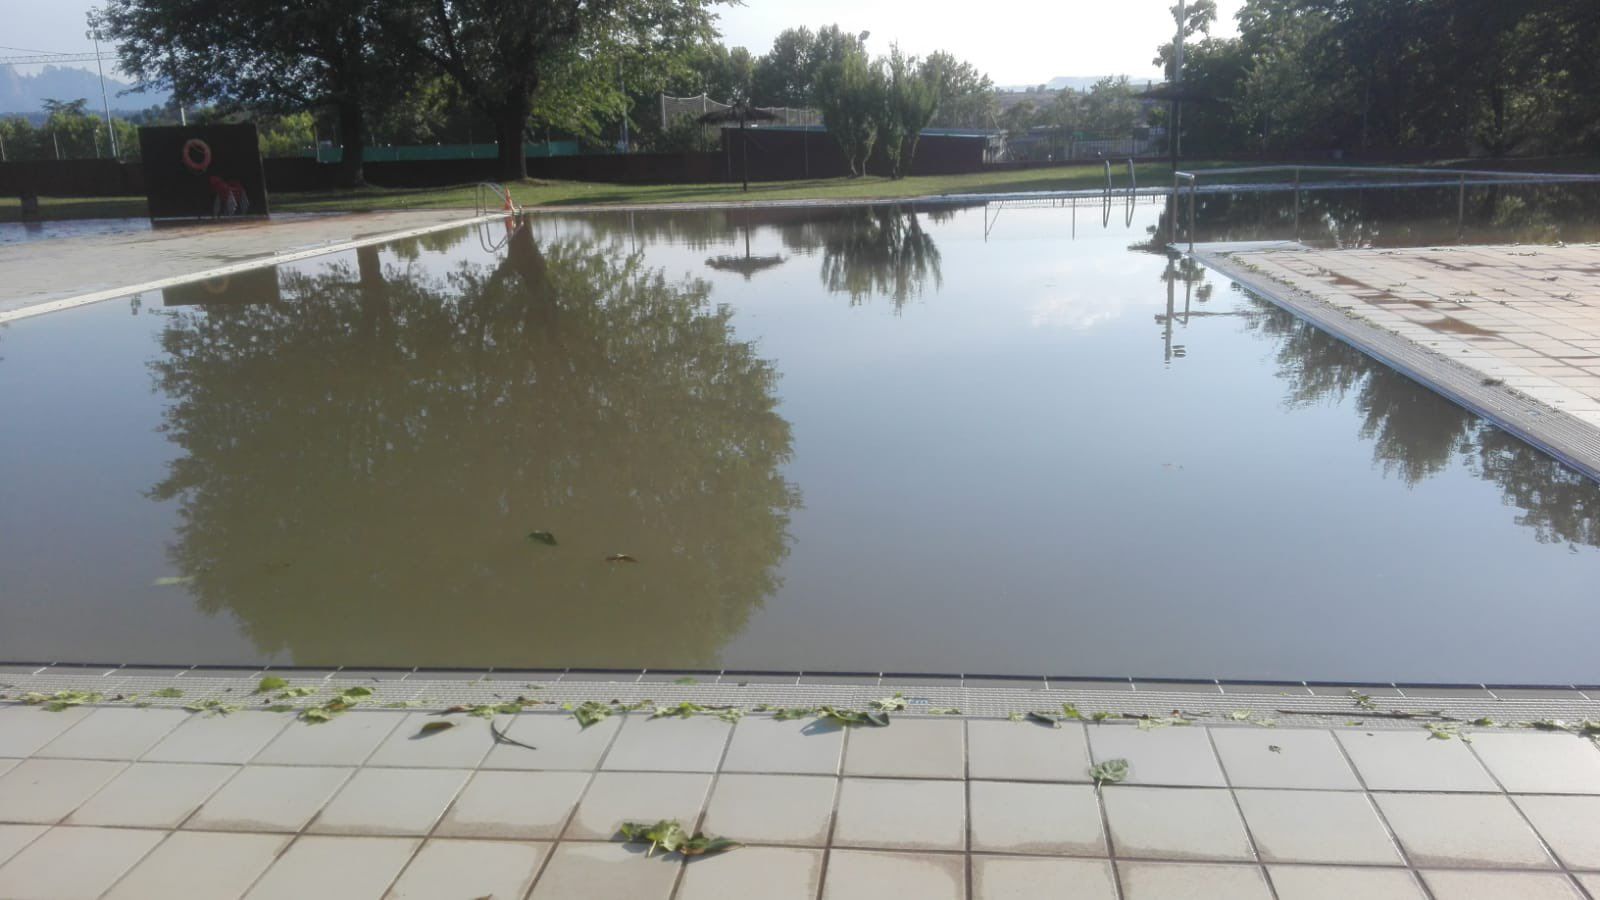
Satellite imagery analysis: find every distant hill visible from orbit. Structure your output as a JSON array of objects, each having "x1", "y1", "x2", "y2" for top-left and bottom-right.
[
  {"x1": 997, "y1": 76, "x2": 1141, "y2": 93},
  {"x1": 0, "y1": 64, "x2": 170, "y2": 115}
]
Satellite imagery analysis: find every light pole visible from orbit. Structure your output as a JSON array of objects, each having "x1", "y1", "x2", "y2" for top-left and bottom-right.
[
  {"x1": 1171, "y1": 0, "x2": 1184, "y2": 167},
  {"x1": 85, "y1": 9, "x2": 119, "y2": 159}
]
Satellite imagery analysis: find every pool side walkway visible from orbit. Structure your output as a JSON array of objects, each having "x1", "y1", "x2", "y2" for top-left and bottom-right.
[
  {"x1": 2, "y1": 669, "x2": 1600, "y2": 899},
  {"x1": 1195, "y1": 241, "x2": 1600, "y2": 482}
]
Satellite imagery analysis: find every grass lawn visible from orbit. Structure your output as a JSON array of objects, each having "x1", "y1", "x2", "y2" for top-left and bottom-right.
[{"x1": 3, "y1": 157, "x2": 1595, "y2": 222}]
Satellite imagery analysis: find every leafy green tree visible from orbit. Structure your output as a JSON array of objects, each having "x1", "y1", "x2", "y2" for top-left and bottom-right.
[
  {"x1": 878, "y1": 47, "x2": 940, "y2": 179},
  {"x1": 923, "y1": 52, "x2": 997, "y2": 129},
  {"x1": 816, "y1": 44, "x2": 881, "y2": 176}
]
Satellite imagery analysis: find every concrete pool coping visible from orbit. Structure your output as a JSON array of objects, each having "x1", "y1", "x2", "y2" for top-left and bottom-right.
[{"x1": 1192, "y1": 241, "x2": 1600, "y2": 483}]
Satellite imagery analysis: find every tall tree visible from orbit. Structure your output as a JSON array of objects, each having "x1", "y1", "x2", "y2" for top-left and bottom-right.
[
  {"x1": 106, "y1": 0, "x2": 403, "y2": 186},
  {"x1": 815, "y1": 43, "x2": 880, "y2": 176},
  {"x1": 878, "y1": 47, "x2": 940, "y2": 179},
  {"x1": 923, "y1": 52, "x2": 997, "y2": 129}
]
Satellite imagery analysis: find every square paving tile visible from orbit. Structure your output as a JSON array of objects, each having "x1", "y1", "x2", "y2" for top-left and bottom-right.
[
  {"x1": 720, "y1": 717, "x2": 845, "y2": 775},
  {"x1": 677, "y1": 846, "x2": 823, "y2": 900},
  {"x1": 969, "y1": 780, "x2": 1104, "y2": 856},
  {"x1": 187, "y1": 765, "x2": 353, "y2": 832},
  {"x1": 1512, "y1": 795, "x2": 1600, "y2": 870},
  {"x1": 104, "y1": 831, "x2": 289, "y2": 900},
  {"x1": 1101, "y1": 786, "x2": 1254, "y2": 861},
  {"x1": 601, "y1": 715, "x2": 733, "y2": 772},
  {"x1": 1374, "y1": 792, "x2": 1555, "y2": 869},
  {"x1": 0, "y1": 825, "x2": 45, "y2": 867},
  {"x1": 1235, "y1": 789, "x2": 1401, "y2": 864},
  {"x1": 308, "y1": 767, "x2": 468, "y2": 836},
  {"x1": 0, "y1": 758, "x2": 127, "y2": 824},
  {"x1": 0, "y1": 706, "x2": 93, "y2": 757},
  {"x1": 142, "y1": 711, "x2": 291, "y2": 764},
  {"x1": 565, "y1": 771, "x2": 712, "y2": 840},
  {"x1": 1335, "y1": 730, "x2": 1497, "y2": 791},
  {"x1": 1117, "y1": 861, "x2": 1272, "y2": 900},
  {"x1": 386, "y1": 838, "x2": 547, "y2": 900},
  {"x1": 821, "y1": 850, "x2": 965, "y2": 900},
  {"x1": 528, "y1": 842, "x2": 681, "y2": 900},
  {"x1": 971, "y1": 855, "x2": 1117, "y2": 899},
  {"x1": 1469, "y1": 732, "x2": 1600, "y2": 794},
  {"x1": 1086, "y1": 726, "x2": 1226, "y2": 787},
  {"x1": 1419, "y1": 870, "x2": 1585, "y2": 899},
  {"x1": 481, "y1": 713, "x2": 622, "y2": 770},
  {"x1": 1577, "y1": 873, "x2": 1600, "y2": 895},
  {"x1": 363, "y1": 712, "x2": 495, "y2": 769},
  {"x1": 842, "y1": 719, "x2": 964, "y2": 779},
  {"x1": 252, "y1": 711, "x2": 407, "y2": 766},
  {"x1": 833, "y1": 778, "x2": 966, "y2": 851},
  {"x1": 243, "y1": 835, "x2": 418, "y2": 900},
  {"x1": 702, "y1": 774, "x2": 836, "y2": 846},
  {"x1": 0, "y1": 826, "x2": 164, "y2": 899},
  {"x1": 67, "y1": 762, "x2": 236, "y2": 828},
  {"x1": 435, "y1": 770, "x2": 591, "y2": 839},
  {"x1": 35, "y1": 708, "x2": 189, "y2": 761},
  {"x1": 0, "y1": 759, "x2": 15, "y2": 779},
  {"x1": 967, "y1": 720, "x2": 1091, "y2": 782},
  {"x1": 1266, "y1": 865, "x2": 1426, "y2": 900},
  {"x1": 1211, "y1": 728, "x2": 1360, "y2": 789}
]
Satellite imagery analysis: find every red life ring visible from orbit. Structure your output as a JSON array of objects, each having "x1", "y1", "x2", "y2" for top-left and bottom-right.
[{"x1": 182, "y1": 138, "x2": 212, "y2": 172}]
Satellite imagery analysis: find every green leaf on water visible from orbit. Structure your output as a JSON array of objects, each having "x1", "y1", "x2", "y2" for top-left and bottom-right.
[
  {"x1": 1090, "y1": 758, "x2": 1130, "y2": 786},
  {"x1": 152, "y1": 687, "x2": 185, "y2": 699},
  {"x1": 417, "y1": 720, "x2": 457, "y2": 737},
  {"x1": 255, "y1": 677, "x2": 288, "y2": 694},
  {"x1": 526, "y1": 530, "x2": 558, "y2": 546}
]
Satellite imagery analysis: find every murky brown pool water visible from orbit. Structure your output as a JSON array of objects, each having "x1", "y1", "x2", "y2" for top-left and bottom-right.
[{"x1": 2, "y1": 200, "x2": 1598, "y2": 681}]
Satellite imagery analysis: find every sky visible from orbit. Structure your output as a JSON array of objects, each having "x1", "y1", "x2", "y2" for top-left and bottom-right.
[{"x1": 2, "y1": 0, "x2": 1246, "y2": 87}]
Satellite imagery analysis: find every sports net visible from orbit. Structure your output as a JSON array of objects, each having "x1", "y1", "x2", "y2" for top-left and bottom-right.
[{"x1": 659, "y1": 94, "x2": 823, "y2": 129}]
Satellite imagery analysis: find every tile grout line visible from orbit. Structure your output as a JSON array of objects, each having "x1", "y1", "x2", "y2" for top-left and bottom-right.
[
  {"x1": 1461, "y1": 735, "x2": 1587, "y2": 894},
  {"x1": 528, "y1": 710, "x2": 633, "y2": 899},
  {"x1": 1201, "y1": 726, "x2": 1280, "y2": 900},
  {"x1": 811, "y1": 722, "x2": 852, "y2": 900},
  {"x1": 1087, "y1": 722, "x2": 1128, "y2": 900},
  {"x1": 666, "y1": 715, "x2": 739, "y2": 900},
  {"x1": 963, "y1": 718, "x2": 973, "y2": 900},
  {"x1": 1325, "y1": 725, "x2": 1438, "y2": 900}
]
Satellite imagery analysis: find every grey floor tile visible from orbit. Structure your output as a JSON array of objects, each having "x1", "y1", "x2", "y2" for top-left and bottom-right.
[
  {"x1": 252, "y1": 711, "x2": 407, "y2": 766},
  {"x1": 0, "y1": 759, "x2": 127, "y2": 824},
  {"x1": 702, "y1": 774, "x2": 837, "y2": 847},
  {"x1": 971, "y1": 855, "x2": 1117, "y2": 899},
  {"x1": 0, "y1": 825, "x2": 164, "y2": 900},
  {"x1": 1470, "y1": 732, "x2": 1600, "y2": 794},
  {"x1": 833, "y1": 778, "x2": 966, "y2": 851},
  {"x1": 142, "y1": 711, "x2": 292, "y2": 764},
  {"x1": 821, "y1": 850, "x2": 965, "y2": 900},
  {"x1": 1576, "y1": 873, "x2": 1600, "y2": 896},
  {"x1": 1374, "y1": 792, "x2": 1555, "y2": 869},
  {"x1": 1211, "y1": 728, "x2": 1360, "y2": 789},
  {"x1": 104, "y1": 831, "x2": 289, "y2": 900},
  {"x1": 187, "y1": 765, "x2": 353, "y2": 832},
  {"x1": 35, "y1": 708, "x2": 189, "y2": 761},
  {"x1": 364, "y1": 713, "x2": 495, "y2": 769},
  {"x1": 0, "y1": 825, "x2": 45, "y2": 867},
  {"x1": 1236, "y1": 789, "x2": 1401, "y2": 864},
  {"x1": 677, "y1": 846, "x2": 823, "y2": 900},
  {"x1": 435, "y1": 770, "x2": 590, "y2": 839},
  {"x1": 1087, "y1": 726, "x2": 1226, "y2": 787},
  {"x1": 244, "y1": 835, "x2": 418, "y2": 900},
  {"x1": 969, "y1": 780, "x2": 1104, "y2": 856},
  {"x1": 527, "y1": 842, "x2": 680, "y2": 900},
  {"x1": 1419, "y1": 870, "x2": 1585, "y2": 899},
  {"x1": 308, "y1": 767, "x2": 469, "y2": 836},
  {"x1": 67, "y1": 762, "x2": 236, "y2": 828},
  {"x1": 0, "y1": 706, "x2": 93, "y2": 757},
  {"x1": 1101, "y1": 786, "x2": 1255, "y2": 862},
  {"x1": 601, "y1": 715, "x2": 732, "y2": 773},
  {"x1": 1512, "y1": 795, "x2": 1600, "y2": 870},
  {"x1": 386, "y1": 838, "x2": 547, "y2": 900},
  {"x1": 481, "y1": 713, "x2": 622, "y2": 770},
  {"x1": 1266, "y1": 865, "x2": 1427, "y2": 900},
  {"x1": 1117, "y1": 861, "x2": 1272, "y2": 900},
  {"x1": 1335, "y1": 730, "x2": 1498, "y2": 791},
  {"x1": 0, "y1": 759, "x2": 15, "y2": 779},
  {"x1": 565, "y1": 771, "x2": 712, "y2": 841},
  {"x1": 842, "y1": 719, "x2": 964, "y2": 779},
  {"x1": 967, "y1": 720, "x2": 1091, "y2": 782},
  {"x1": 720, "y1": 717, "x2": 845, "y2": 775}
]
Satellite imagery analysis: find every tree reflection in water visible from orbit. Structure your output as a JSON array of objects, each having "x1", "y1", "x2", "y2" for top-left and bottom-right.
[
  {"x1": 147, "y1": 225, "x2": 800, "y2": 667},
  {"x1": 819, "y1": 207, "x2": 943, "y2": 311}
]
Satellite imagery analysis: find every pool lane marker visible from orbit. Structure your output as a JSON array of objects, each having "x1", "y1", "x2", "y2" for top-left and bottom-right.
[{"x1": 0, "y1": 212, "x2": 500, "y2": 326}]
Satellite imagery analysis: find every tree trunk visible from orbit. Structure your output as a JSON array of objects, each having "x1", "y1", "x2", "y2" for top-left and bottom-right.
[
  {"x1": 336, "y1": 100, "x2": 366, "y2": 188},
  {"x1": 494, "y1": 101, "x2": 530, "y2": 181}
]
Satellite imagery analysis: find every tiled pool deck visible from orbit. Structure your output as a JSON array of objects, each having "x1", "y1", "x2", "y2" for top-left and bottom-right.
[
  {"x1": 1198, "y1": 242, "x2": 1600, "y2": 481},
  {"x1": 2, "y1": 670, "x2": 1600, "y2": 898}
]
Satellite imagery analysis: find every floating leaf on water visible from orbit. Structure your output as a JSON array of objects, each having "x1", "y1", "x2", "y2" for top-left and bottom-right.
[
  {"x1": 152, "y1": 575, "x2": 194, "y2": 587},
  {"x1": 417, "y1": 721, "x2": 457, "y2": 737},
  {"x1": 526, "y1": 530, "x2": 559, "y2": 546},
  {"x1": 255, "y1": 677, "x2": 288, "y2": 694},
  {"x1": 152, "y1": 687, "x2": 185, "y2": 699},
  {"x1": 605, "y1": 554, "x2": 639, "y2": 563},
  {"x1": 1090, "y1": 758, "x2": 1130, "y2": 786}
]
